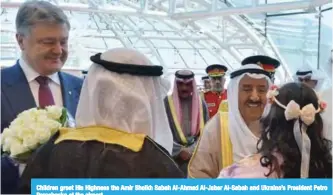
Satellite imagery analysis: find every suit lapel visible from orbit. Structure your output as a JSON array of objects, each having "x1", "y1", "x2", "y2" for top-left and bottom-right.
[
  {"x1": 58, "y1": 72, "x2": 79, "y2": 117},
  {"x1": 3, "y1": 63, "x2": 36, "y2": 116}
]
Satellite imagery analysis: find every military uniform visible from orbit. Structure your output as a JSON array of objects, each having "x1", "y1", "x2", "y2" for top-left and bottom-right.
[
  {"x1": 241, "y1": 55, "x2": 280, "y2": 83},
  {"x1": 203, "y1": 64, "x2": 228, "y2": 118},
  {"x1": 204, "y1": 90, "x2": 228, "y2": 117}
]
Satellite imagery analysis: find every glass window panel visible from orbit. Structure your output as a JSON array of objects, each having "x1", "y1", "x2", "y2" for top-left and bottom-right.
[
  {"x1": 238, "y1": 49, "x2": 260, "y2": 59},
  {"x1": 267, "y1": 13, "x2": 320, "y2": 75},
  {"x1": 176, "y1": 49, "x2": 205, "y2": 69},
  {"x1": 229, "y1": 0, "x2": 252, "y2": 6},
  {"x1": 119, "y1": 30, "x2": 137, "y2": 36},
  {"x1": 319, "y1": 8, "x2": 332, "y2": 82},
  {"x1": 203, "y1": 40, "x2": 221, "y2": 50},
  {"x1": 76, "y1": 38, "x2": 107, "y2": 49},
  {"x1": 104, "y1": 38, "x2": 125, "y2": 48},
  {"x1": 151, "y1": 39, "x2": 172, "y2": 48},
  {"x1": 1, "y1": 60, "x2": 17, "y2": 67},
  {"x1": 131, "y1": 39, "x2": 149, "y2": 48},
  {"x1": 322, "y1": 3, "x2": 332, "y2": 10},
  {"x1": 169, "y1": 40, "x2": 192, "y2": 49},
  {"x1": 218, "y1": 50, "x2": 239, "y2": 69},
  {"x1": 157, "y1": 49, "x2": 187, "y2": 69},
  {"x1": 147, "y1": 19, "x2": 174, "y2": 31},
  {"x1": 199, "y1": 49, "x2": 222, "y2": 65},
  {"x1": 1, "y1": 50, "x2": 18, "y2": 59},
  {"x1": 2, "y1": 0, "x2": 328, "y2": 78}
]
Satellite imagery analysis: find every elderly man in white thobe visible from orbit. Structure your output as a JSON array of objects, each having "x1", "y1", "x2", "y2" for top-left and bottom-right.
[{"x1": 188, "y1": 64, "x2": 272, "y2": 178}]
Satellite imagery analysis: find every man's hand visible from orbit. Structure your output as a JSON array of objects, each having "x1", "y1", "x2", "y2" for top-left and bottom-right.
[{"x1": 179, "y1": 148, "x2": 192, "y2": 161}]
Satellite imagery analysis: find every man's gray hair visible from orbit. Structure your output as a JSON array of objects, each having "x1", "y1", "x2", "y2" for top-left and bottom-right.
[{"x1": 16, "y1": 1, "x2": 70, "y2": 35}]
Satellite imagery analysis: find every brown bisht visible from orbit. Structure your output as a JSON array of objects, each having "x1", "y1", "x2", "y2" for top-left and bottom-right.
[{"x1": 19, "y1": 126, "x2": 185, "y2": 193}]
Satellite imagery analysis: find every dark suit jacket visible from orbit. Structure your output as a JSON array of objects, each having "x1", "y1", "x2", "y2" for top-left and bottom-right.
[
  {"x1": 1, "y1": 61, "x2": 83, "y2": 132},
  {"x1": 1, "y1": 61, "x2": 83, "y2": 194}
]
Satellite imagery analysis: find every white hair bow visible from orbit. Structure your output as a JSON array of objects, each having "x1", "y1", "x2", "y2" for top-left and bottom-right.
[
  {"x1": 266, "y1": 85, "x2": 325, "y2": 178},
  {"x1": 284, "y1": 100, "x2": 317, "y2": 126}
]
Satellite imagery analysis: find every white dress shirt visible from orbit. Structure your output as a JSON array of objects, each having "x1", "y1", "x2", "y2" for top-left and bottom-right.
[{"x1": 19, "y1": 57, "x2": 63, "y2": 107}]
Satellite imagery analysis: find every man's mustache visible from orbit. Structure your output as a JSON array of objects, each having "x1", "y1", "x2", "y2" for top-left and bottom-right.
[{"x1": 246, "y1": 100, "x2": 262, "y2": 104}]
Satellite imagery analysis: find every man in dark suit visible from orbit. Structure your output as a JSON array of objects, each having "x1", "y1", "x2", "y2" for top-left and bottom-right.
[{"x1": 1, "y1": 1, "x2": 83, "y2": 194}]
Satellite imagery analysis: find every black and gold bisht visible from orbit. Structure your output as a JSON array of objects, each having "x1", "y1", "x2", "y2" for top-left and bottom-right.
[{"x1": 19, "y1": 53, "x2": 185, "y2": 193}]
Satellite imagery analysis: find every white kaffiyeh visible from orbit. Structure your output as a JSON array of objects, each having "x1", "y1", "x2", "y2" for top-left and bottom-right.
[
  {"x1": 294, "y1": 67, "x2": 327, "y2": 92},
  {"x1": 227, "y1": 64, "x2": 273, "y2": 162},
  {"x1": 188, "y1": 64, "x2": 272, "y2": 178},
  {"x1": 75, "y1": 48, "x2": 174, "y2": 154}
]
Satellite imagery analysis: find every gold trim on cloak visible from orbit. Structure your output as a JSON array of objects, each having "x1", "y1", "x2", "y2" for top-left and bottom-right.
[
  {"x1": 218, "y1": 100, "x2": 229, "y2": 112},
  {"x1": 220, "y1": 112, "x2": 233, "y2": 169},
  {"x1": 187, "y1": 111, "x2": 233, "y2": 178},
  {"x1": 55, "y1": 126, "x2": 146, "y2": 152},
  {"x1": 167, "y1": 95, "x2": 205, "y2": 145}
]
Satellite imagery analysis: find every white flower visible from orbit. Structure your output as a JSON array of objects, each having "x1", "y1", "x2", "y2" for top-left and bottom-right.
[
  {"x1": 9, "y1": 138, "x2": 29, "y2": 157},
  {"x1": 0, "y1": 106, "x2": 66, "y2": 158},
  {"x1": 22, "y1": 134, "x2": 39, "y2": 150},
  {"x1": 2, "y1": 136, "x2": 14, "y2": 152},
  {"x1": 15, "y1": 126, "x2": 34, "y2": 139},
  {"x1": 34, "y1": 128, "x2": 52, "y2": 144},
  {"x1": 266, "y1": 89, "x2": 279, "y2": 99},
  {"x1": 44, "y1": 119, "x2": 62, "y2": 134},
  {"x1": 46, "y1": 106, "x2": 63, "y2": 120},
  {"x1": 1, "y1": 128, "x2": 14, "y2": 142}
]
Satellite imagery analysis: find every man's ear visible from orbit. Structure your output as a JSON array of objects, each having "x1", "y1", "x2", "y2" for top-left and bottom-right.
[{"x1": 16, "y1": 33, "x2": 25, "y2": 50}]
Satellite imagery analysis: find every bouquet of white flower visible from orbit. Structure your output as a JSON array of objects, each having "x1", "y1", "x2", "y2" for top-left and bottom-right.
[{"x1": 1, "y1": 106, "x2": 68, "y2": 162}]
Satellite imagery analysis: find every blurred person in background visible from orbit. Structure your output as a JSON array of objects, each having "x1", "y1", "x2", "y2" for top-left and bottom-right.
[
  {"x1": 164, "y1": 70, "x2": 209, "y2": 175},
  {"x1": 200, "y1": 75, "x2": 211, "y2": 99},
  {"x1": 294, "y1": 66, "x2": 326, "y2": 93},
  {"x1": 202, "y1": 75, "x2": 211, "y2": 92},
  {"x1": 1, "y1": 1, "x2": 82, "y2": 194}
]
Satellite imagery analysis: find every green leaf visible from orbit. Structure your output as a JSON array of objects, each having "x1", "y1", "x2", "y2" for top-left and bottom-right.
[{"x1": 59, "y1": 108, "x2": 68, "y2": 126}]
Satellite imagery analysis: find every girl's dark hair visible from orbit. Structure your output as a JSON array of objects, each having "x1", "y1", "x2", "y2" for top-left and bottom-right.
[{"x1": 257, "y1": 82, "x2": 332, "y2": 178}]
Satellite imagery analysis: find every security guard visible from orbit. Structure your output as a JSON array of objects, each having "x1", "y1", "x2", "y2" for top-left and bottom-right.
[
  {"x1": 203, "y1": 64, "x2": 228, "y2": 118},
  {"x1": 241, "y1": 55, "x2": 280, "y2": 83}
]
